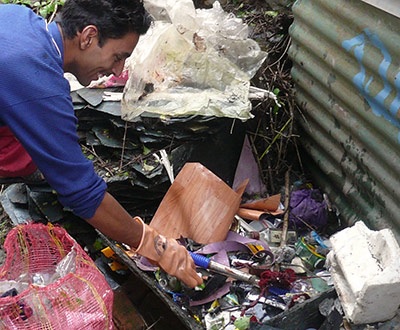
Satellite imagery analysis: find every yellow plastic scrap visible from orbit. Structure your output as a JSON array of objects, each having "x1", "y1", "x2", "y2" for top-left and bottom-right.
[{"x1": 101, "y1": 246, "x2": 128, "y2": 271}]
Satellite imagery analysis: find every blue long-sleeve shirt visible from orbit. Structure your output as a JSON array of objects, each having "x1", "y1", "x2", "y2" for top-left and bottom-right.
[{"x1": 0, "y1": 4, "x2": 107, "y2": 218}]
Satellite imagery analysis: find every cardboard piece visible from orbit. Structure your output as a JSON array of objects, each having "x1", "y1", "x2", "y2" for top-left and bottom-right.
[
  {"x1": 237, "y1": 208, "x2": 270, "y2": 221},
  {"x1": 238, "y1": 194, "x2": 283, "y2": 220},
  {"x1": 149, "y1": 162, "x2": 248, "y2": 244},
  {"x1": 240, "y1": 194, "x2": 282, "y2": 211}
]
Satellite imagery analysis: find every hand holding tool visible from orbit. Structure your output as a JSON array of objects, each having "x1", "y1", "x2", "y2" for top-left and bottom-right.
[{"x1": 132, "y1": 217, "x2": 203, "y2": 288}]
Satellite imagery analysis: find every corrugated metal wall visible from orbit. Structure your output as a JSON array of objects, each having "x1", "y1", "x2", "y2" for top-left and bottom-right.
[{"x1": 288, "y1": 0, "x2": 400, "y2": 241}]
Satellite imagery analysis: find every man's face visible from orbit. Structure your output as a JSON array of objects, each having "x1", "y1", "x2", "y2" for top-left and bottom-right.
[{"x1": 73, "y1": 32, "x2": 140, "y2": 86}]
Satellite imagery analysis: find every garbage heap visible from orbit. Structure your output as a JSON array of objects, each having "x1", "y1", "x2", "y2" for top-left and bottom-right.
[
  {"x1": 122, "y1": 162, "x2": 339, "y2": 329},
  {"x1": 121, "y1": 162, "x2": 400, "y2": 330}
]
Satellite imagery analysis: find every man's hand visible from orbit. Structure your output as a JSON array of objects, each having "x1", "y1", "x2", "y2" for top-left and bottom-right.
[{"x1": 133, "y1": 217, "x2": 203, "y2": 288}]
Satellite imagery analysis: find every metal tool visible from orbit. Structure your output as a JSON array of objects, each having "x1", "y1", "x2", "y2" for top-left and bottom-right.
[{"x1": 190, "y1": 252, "x2": 260, "y2": 287}]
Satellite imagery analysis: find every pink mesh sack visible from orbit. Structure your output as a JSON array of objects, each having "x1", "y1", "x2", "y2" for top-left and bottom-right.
[{"x1": 0, "y1": 223, "x2": 114, "y2": 329}]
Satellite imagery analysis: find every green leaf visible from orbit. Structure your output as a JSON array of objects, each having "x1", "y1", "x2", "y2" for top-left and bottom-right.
[
  {"x1": 265, "y1": 10, "x2": 278, "y2": 18},
  {"x1": 39, "y1": 8, "x2": 48, "y2": 17},
  {"x1": 142, "y1": 145, "x2": 151, "y2": 155},
  {"x1": 92, "y1": 238, "x2": 104, "y2": 251},
  {"x1": 234, "y1": 316, "x2": 250, "y2": 330}
]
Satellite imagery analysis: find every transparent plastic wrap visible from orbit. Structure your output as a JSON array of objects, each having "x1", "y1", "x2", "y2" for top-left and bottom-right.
[{"x1": 121, "y1": 0, "x2": 268, "y2": 121}]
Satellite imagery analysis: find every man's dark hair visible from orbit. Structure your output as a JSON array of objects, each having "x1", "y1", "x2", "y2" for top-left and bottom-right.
[{"x1": 58, "y1": 0, "x2": 152, "y2": 46}]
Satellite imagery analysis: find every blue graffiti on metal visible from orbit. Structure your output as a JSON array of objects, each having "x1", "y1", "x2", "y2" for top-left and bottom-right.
[{"x1": 342, "y1": 28, "x2": 400, "y2": 142}]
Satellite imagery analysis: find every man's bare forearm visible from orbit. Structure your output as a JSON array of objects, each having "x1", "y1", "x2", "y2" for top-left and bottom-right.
[{"x1": 86, "y1": 191, "x2": 143, "y2": 248}]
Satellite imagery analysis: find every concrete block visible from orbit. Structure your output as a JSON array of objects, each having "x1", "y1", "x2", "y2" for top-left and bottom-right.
[{"x1": 326, "y1": 221, "x2": 400, "y2": 324}]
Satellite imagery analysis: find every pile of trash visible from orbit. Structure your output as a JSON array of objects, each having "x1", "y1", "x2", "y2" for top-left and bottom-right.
[
  {"x1": 2, "y1": 163, "x2": 400, "y2": 330},
  {"x1": 119, "y1": 162, "x2": 336, "y2": 329},
  {"x1": 121, "y1": 162, "x2": 400, "y2": 330}
]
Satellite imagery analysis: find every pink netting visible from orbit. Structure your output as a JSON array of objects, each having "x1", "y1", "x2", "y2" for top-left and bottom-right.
[{"x1": 0, "y1": 223, "x2": 114, "y2": 329}]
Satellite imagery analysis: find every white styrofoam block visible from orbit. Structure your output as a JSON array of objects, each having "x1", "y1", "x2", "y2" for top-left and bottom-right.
[{"x1": 327, "y1": 221, "x2": 400, "y2": 324}]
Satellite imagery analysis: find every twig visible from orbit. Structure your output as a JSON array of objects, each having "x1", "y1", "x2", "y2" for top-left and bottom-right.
[
  {"x1": 259, "y1": 116, "x2": 292, "y2": 161},
  {"x1": 119, "y1": 121, "x2": 128, "y2": 170},
  {"x1": 81, "y1": 144, "x2": 115, "y2": 177},
  {"x1": 119, "y1": 154, "x2": 142, "y2": 170},
  {"x1": 280, "y1": 168, "x2": 291, "y2": 247},
  {"x1": 146, "y1": 317, "x2": 163, "y2": 330},
  {"x1": 46, "y1": 0, "x2": 57, "y2": 23},
  {"x1": 265, "y1": 35, "x2": 292, "y2": 70}
]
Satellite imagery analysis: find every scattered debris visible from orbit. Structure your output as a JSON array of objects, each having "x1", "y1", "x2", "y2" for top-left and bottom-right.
[
  {"x1": 118, "y1": 163, "x2": 341, "y2": 329},
  {"x1": 1, "y1": 150, "x2": 399, "y2": 329}
]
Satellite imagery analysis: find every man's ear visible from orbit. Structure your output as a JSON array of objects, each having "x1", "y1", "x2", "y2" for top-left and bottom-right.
[{"x1": 79, "y1": 25, "x2": 98, "y2": 50}]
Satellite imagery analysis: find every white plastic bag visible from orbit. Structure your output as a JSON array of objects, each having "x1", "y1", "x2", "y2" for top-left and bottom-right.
[{"x1": 121, "y1": 0, "x2": 267, "y2": 121}]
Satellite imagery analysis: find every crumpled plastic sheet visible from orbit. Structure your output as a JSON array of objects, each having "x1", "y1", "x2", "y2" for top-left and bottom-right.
[
  {"x1": 122, "y1": 0, "x2": 268, "y2": 121},
  {"x1": 289, "y1": 188, "x2": 328, "y2": 229}
]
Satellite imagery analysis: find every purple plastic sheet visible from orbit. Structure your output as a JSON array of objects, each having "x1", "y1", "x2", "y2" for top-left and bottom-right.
[{"x1": 289, "y1": 189, "x2": 327, "y2": 229}]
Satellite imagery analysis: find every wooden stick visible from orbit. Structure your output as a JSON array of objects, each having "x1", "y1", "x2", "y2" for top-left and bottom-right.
[{"x1": 280, "y1": 168, "x2": 291, "y2": 247}]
